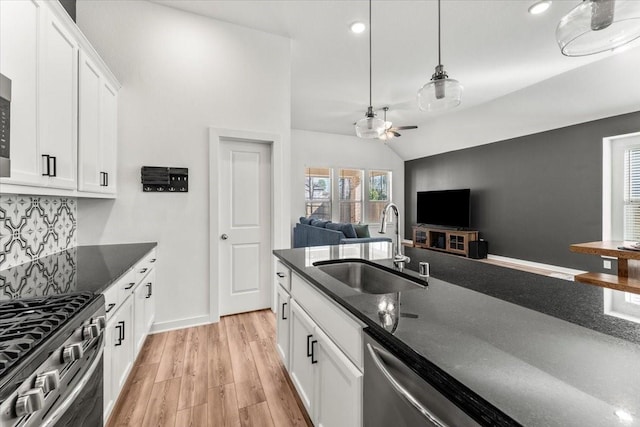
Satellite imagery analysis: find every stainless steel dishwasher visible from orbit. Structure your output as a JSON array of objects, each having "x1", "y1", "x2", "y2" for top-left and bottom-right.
[{"x1": 364, "y1": 333, "x2": 480, "y2": 427}]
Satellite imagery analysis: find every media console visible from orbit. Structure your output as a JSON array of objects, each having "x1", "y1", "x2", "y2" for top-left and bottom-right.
[{"x1": 413, "y1": 225, "x2": 479, "y2": 257}]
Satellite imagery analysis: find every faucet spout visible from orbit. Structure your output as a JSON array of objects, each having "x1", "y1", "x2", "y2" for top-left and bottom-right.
[{"x1": 379, "y1": 202, "x2": 410, "y2": 266}]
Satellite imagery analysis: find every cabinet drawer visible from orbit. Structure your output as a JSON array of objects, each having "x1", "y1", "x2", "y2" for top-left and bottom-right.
[
  {"x1": 118, "y1": 269, "x2": 137, "y2": 303},
  {"x1": 135, "y1": 249, "x2": 157, "y2": 283},
  {"x1": 291, "y1": 273, "x2": 364, "y2": 370},
  {"x1": 275, "y1": 260, "x2": 291, "y2": 292},
  {"x1": 103, "y1": 284, "x2": 119, "y2": 320}
]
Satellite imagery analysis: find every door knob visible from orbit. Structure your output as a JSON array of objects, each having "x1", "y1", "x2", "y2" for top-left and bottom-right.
[{"x1": 221, "y1": 234, "x2": 229, "y2": 240}]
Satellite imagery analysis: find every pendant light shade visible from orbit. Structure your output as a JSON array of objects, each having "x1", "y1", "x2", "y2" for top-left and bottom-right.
[
  {"x1": 556, "y1": 0, "x2": 640, "y2": 56},
  {"x1": 355, "y1": 107, "x2": 385, "y2": 138},
  {"x1": 355, "y1": 0, "x2": 385, "y2": 139},
  {"x1": 417, "y1": 0, "x2": 462, "y2": 112}
]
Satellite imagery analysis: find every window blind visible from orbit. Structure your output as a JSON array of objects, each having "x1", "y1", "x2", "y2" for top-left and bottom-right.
[{"x1": 623, "y1": 148, "x2": 640, "y2": 240}]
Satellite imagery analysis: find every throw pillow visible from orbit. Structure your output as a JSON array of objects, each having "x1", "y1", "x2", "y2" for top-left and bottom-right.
[
  {"x1": 310, "y1": 219, "x2": 331, "y2": 228},
  {"x1": 353, "y1": 223, "x2": 370, "y2": 238},
  {"x1": 326, "y1": 222, "x2": 346, "y2": 237},
  {"x1": 300, "y1": 216, "x2": 312, "y2": 225},
  {"x1": 326, "y1": 222, "x2": 357, "y2": 238}
]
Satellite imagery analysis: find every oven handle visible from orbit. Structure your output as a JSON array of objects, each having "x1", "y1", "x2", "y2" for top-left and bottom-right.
[
  {"x1": 40, "y1": 334, "x2": 104, "y2": 427},
  {"x1": 366, "y1": 343, "x2": 448, "y2": 427}
]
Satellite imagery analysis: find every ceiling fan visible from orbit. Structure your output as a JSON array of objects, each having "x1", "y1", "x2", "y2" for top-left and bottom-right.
[{"x1": 379, "y1": 107, "x2": 418, "y2": 140}]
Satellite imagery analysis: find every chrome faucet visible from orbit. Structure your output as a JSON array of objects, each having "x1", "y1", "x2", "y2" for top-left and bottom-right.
[{"x1": 379, "y1": 202, "x2": 410, "y2": 266}]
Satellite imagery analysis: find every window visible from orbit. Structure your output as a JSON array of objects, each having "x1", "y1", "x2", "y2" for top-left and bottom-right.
[
  {"x1": 338, "y1": 169, "x2": 363, "y2": 223},
  {"x1": 304, "y1": 166, "x2": 392, "y2": 224},
  {"x1": 367, "y1": 170, "x2": 391, "y2": 223},
  {"x1": 305, "y1": 167, "x2": 331, "y2": 220},
  {"x1": 624, "y1": 148, "x2": 640, "y2": 240}
]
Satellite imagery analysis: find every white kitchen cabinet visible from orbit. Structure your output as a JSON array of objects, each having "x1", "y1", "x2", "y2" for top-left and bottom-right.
[
  {"x1": 109, "y1": 294, "x2": 134, "y2": 408},
  {"x1": 0, "y1": 0, "x2": 44, "y2": 185},
  {"x1": 78, "y1": 50, "x2": 118, "y2": 194},
  {"x1": 289, "y1": 300, "x2": 317, "y2": 416},
  {"x1": 276, "y1": 284, "x2": 291, "y2": 368},
  {"x1": 133, "y1": 267, "x2": 155, "y2": 356},
  {"x1": 39, "y1": 6, "x2": 78, "y2": 189}
]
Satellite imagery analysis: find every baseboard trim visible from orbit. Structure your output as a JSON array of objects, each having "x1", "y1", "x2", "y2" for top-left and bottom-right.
[
  {"x1": 149, "y1": 315, "x2": 211, "y2": 334},
  {"x1": 486, "y1": 254, "x2": 586, "y2": 277}
]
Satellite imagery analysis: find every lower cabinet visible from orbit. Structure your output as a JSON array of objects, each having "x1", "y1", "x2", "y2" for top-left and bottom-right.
[
  {"x1": 289, "y1": 300, "x2": 363, "y2": 426},
  {"x1": 276, "y1": 284, "x2": 291, "y2": 368},
  {"x1": 133, "y1": 268, "x2": 156, "y2": 355},
  {"x1": 104, "y1": 295, "x2": 134, "y2": 419}
]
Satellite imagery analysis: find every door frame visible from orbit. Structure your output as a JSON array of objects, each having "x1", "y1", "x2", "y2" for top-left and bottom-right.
[{"x1": 209, "y1": 128, "x2": 288, "y2": 323}]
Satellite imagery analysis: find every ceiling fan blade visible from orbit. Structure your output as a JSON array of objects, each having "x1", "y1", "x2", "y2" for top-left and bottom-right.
[{"x1": 392, "y1": 125, "x2": 418, "y2": 130}]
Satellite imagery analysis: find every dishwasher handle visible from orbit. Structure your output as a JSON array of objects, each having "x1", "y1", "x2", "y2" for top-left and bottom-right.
[{"x1": 366, "y1": 343, "x2": 448, "y2": 427}]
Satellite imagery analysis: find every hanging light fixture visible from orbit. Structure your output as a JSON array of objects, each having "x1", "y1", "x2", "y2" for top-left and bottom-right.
[
  {"x1": 556, "y1": 0, "x2": 640, "y2": 56},
  {"x1": 355, "y1": 0, "x2": 385, "y2": 139},
  {"x1": 417, "y1": 0, "x2": 462, "y2": 112}
]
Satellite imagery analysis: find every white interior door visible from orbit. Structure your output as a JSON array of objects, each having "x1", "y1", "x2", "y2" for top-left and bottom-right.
[{"x1": 219, "y1": 139, "x2": 272, "y2": 315}]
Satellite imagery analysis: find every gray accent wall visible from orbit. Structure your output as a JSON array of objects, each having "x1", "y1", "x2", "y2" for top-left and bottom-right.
[{"x1": 405, "y1": 110, "x2": 640, "y2": 271}]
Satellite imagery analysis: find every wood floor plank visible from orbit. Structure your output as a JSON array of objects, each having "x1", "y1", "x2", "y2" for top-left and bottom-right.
[
  {"x1": 234, "y1": 379, "x2": 267, "y2": 409},
  {"x1": 208, "y1": 335, "x2": 234, "y2": 387},
  {"x1": 239, "y1": 401, "x2": 275, "y2": 427},
  {"x1": 178, "y1": 325, "x2": 209, "y2": 410},
  {"x1": 175, "y1": 403, "x2": 208, "y2": 427},
  {"x1": 239, "y1": 312, "x2": 261, "y2": 342},
  {"x1": 208, "y1": 383, "x2": 241, "y2": 427},
  {"x1": 249, "y1": 310, "x2": 271, "y2": 341},
  {"x1": 250, "y1": 339, "x2": 310, "y2": 427},
  {"x1": 141, "y1": 377, "x2": 181, "y2": 427},
  {"x1": 137, "y1": 332, "x2": 168, "y2": 366},
  {"x1": 225, "y1": 315, "x2": 266, "y2": 407},
  {"x1": 107, "y1": 363, "x2": 158, "y2": 427},
  {"x1": 155, "y1": 328, "x2": 188, "y2": 382},
  {"x1": 256, "y1": 309, "x2": 276, "y2": 340}
]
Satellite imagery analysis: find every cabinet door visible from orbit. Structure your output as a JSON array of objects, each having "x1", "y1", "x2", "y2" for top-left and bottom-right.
[
  {"x1": 78, "y1": 51, "x2": 102, "y2": 192},
  {"x1": 289, "y1": 300, "x2": 316, "y2": 417},
  {"x1": 143, "y1": 268, "x2": 156, "y2": 331},
  {"x1": 40, "y1": 8, "x2": 77, "y2": 189},
  {"x1": 100, "y1": 81, "x2": 118, "y2": 194},
  {"x1": 0, "y1": 0, "x2": 44, "y2": 184},
  {"x1": 103, "y1": 314, "x2": 115, "y2": 423},
  {"x1": 314, "y1": 328, "x2": 363, "y2": 427},
  {"x1": 133, "y1": 282, "x2": 147, "y2": 357},
  {"x1": 113, "y1": 297, "x2": 134, "y2": 394},
  {"x1": 276, "y1": 284, "x2": 291, "y2": 368}
]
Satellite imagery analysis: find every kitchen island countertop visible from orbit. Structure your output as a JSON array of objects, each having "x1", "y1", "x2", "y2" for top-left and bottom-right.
[{"x1": 274, "y1": 242, "x2": 640, "y2": 427}]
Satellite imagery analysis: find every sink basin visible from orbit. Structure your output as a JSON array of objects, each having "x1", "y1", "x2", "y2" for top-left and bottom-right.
[{"x1": 314, "y1": 260, "x2": 425, "y2": 294}]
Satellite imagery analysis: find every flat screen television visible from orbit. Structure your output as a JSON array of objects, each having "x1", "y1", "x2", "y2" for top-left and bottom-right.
[{"x1": 417, "y1": 189, "x2": 470, "y2": 228}]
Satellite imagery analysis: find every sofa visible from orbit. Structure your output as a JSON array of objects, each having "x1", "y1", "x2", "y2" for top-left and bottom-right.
[{"x1": 293, "y1": 217, "x2": 392, "y2": 248}]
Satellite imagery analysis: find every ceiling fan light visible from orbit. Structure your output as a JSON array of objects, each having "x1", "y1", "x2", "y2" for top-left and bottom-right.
[
  {"x1": 417, "y1": 78, "x2": 463, "y2": 112},
  {"x1": 556, "y1": 0, "x2": 640, "y2": 56},
  {"x1": 355, "y1": 116, "x2": 386, "y2": 138}
]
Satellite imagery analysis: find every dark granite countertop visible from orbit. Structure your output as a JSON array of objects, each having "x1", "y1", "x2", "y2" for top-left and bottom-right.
[
  {"x1": 273, "y1": 242, "x2": 640, "y2": 427},
  {"x1": 0, "y1": 243, "x2": 157, "y2": 300}
]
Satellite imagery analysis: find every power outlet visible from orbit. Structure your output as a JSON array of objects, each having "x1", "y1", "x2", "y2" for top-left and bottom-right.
[{"x1": 603, "y1": 260, "x2": 612, "y2": 270}]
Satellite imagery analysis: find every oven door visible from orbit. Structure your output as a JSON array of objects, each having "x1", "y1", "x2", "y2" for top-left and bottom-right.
[{"x1": 41, "y1": 336, "x2": 104, "y2": 427}]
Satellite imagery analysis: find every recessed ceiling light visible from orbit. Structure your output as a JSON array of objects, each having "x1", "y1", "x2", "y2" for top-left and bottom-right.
[
  {"x1": 350, "y1": 21, "x2": 366, "y2": 34},
  {"x1": 528, "y1": 0, "x2": 551, "y2": 15},
  {"x1": 614, "y1": 409, "x2": 633, "y2": 423}
]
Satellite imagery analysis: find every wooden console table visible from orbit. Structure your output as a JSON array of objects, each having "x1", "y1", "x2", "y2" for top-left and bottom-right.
[
  {"x1": 570, "y1": 241, "x2": 640, "y2": 295},
  {"x1": 413, "y1": 226, "x2": 478, "y2": 257}
]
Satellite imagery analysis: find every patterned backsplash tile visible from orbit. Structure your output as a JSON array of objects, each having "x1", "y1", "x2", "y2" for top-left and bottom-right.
[{"x1": 0, "y1": 195, "x2": 77, "y2": 270}]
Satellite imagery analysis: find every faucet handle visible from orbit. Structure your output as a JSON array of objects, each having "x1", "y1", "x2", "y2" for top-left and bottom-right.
[{"x1": 419, "y1": 262, "x2": 429, "y2": 278}]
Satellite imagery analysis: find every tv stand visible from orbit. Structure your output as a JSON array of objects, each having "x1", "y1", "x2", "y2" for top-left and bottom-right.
[{"x1": 413, "y1": 225, "x2": 479, "y2": 257}]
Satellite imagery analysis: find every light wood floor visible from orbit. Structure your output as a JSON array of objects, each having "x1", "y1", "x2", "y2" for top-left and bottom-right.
[{"x1": 107, "y1": 310, "x2": 313, "y2": 427}]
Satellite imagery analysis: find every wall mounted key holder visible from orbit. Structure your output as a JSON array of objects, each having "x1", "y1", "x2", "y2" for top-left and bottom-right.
[{"x1": 141, "y1": 166, "x2": 188, "y2": 192}]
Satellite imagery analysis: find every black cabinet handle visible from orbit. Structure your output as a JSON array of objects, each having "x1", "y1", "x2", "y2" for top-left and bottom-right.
[
  {"x1": 149, "y1": 258, "x2": 156, "y2": 263},
  {"x1": 49, "y1": 156, "x2": 56, "y2": 177},
  {"x1": 115, "y1": 321, "x2": 125, "y2": 346},
  {"x1": 100, "y1": 172, "x2": 107, "y2": 186},
  {"x1": 311, "y1": 340, "x2": 318, "y2": 364},
  {"x1": 276, "y1": 272, "x2": 285, "y2": 278},
  {"x1": 124, "y1": 282, "x2": 135, "y2": 290},
  {"x1": 306, "y1": 334, "x2": 313, "y2": 358},
  {"x1": 42, "y1": 155, "x2": 50, "y2": 176},
  {"x1": 140, "y1": 268, "x2": 148, "y2": 274},
  {"x1": 281, "y1": 302, "x2": 287, "y2": 320},
  {"x1": 105, "y1": 303, "x2": 116, "y2": 313},
  {"x1": 146, "y1": 282, "x2": 152, "y2": 298},
  {"x1": 120, "y1": 320, "x2": 126, "y2": 341},
  {"x1": 105, "y1": 172, "x2": 108, "y2": 186}
]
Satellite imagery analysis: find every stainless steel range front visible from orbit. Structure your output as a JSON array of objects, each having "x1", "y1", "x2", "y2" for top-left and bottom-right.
[{"x1": 0, "y1": 293, "x2": 105, "y2": 427}]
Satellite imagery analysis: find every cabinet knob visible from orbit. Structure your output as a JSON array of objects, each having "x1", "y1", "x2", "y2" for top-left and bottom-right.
[
  {"x1": 220, "y1": 234, "x2": 229, "y2": 240},
  {"x1": 34, "y1": 370, "x2": 60, "y2": 394},
  {"x1": 15, "y1": 388, "x2": 45, "y2": 417},
  {"x1": 61, "y1": 343, "x2": 84, "y2": 363}
]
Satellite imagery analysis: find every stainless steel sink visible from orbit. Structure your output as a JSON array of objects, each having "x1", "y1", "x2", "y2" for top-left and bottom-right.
[{"x1": 314, "y1": 260, "x2": 425, "y2": 294}]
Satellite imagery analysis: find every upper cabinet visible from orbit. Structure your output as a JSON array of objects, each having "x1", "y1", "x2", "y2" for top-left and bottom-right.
[{"x1": 0, "y1": 0, "x2": 120, "y2": 197}]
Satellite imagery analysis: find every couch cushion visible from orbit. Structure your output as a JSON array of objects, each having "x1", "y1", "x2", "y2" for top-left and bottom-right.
[
  {"x1": 300, "y1": 216, "x2": 312, "y2": 225},
  {"x1": 327, "y1": 222, "x2": 356, "y2": 238},
  {"x1": 353, "y1": 223, "x2": 370, "y2": 238},
  {"x1": 310, "y1": 219, "x2": 331, "y2": 228}
]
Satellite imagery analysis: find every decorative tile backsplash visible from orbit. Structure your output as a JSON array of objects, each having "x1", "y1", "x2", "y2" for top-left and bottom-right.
[{"x1": 0, "y1": 195, "x2": 77, "y2": 270}]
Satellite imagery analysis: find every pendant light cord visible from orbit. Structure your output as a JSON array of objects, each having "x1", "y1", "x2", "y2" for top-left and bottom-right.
[
  {"x1": 369, "y1": 0, "x2": 373, "y2": 107},
  {"x1": 437, "y1": 0, "x2": 442, "y2": 65}
]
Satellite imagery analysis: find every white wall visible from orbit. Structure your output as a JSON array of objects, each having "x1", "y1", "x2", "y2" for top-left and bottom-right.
[
  {"x1": 291, "y1": 129, "x2": 405, "y2": 239},
  {"x1": 76, "y1": 1, "x2": 291, "y2": 331}
]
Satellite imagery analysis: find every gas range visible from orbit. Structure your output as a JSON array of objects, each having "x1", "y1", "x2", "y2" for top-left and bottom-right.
[{"x1": 0, "y1": 251, "x2": 105, "y2": 427}]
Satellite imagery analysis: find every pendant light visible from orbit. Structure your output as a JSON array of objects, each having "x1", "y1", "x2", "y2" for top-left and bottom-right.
[
  {"x1": 355, "y1": 0, "x2": 385, "y2": 139},
  {"x1": 556, "y1": 0, "x2": 640, "y2": 56},
  {"x1": 417, "y1": 0, "x2": 462, "y2": 112}
]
